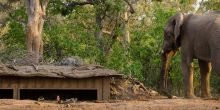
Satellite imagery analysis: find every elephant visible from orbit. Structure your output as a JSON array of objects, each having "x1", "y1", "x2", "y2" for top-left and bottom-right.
[{"x1": 160, "y1": 11, "x2": 220, "y2": 98}]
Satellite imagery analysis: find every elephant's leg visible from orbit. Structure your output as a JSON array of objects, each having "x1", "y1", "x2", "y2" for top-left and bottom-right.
[
  {"x1": 210, "y1": 38, "x2": 220, "y2": 75},
  {"x1": 198, "y1": 60, "x2": 212, "y2": 98},
  {"x1": 181, "y1": 58, "x2": 196, "y2": 98},
  {"x1": 211, "y1": 49, "x2": 220, "y2": 74}
]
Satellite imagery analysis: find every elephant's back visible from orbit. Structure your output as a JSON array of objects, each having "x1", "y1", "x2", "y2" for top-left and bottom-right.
[
  {"x1": 183, "y1": 14, "x2": 215, "y2": 39},
  {"x1": 213, "y1": 14, "x2": 220, "y2": 26},
  {"x1": 204, "y1": 10, "x2": 220, "y2": 15},
  {"x1": 180, "y1": 13, "x2": 220, "y2": 61},
  {"x1": 209, "y1": 15, "x2": 220, "y2": 47},
  {"x1": 186, "y1": 14, "x2": 217, "y2": 27},
  {"x1": 209, "y1": 14, "x2": 220, "y2": 38}
]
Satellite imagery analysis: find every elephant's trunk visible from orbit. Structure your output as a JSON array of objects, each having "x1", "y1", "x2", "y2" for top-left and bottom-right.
[{"x1": 159, "y1": 50, "x2": 176, "y2": 92}]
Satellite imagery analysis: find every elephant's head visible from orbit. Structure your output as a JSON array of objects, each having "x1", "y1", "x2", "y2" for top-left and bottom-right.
[
  {"x1": 159, "y1": 13, "x2": 185, "y2": 94},
  {"x1": 162, "y1": 13, "x2": 184, "y2": 54}
]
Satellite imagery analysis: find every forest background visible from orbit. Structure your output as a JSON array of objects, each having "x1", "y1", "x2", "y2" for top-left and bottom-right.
[{"x1": 0, "y1": 0, "x2": 220, "y2": 97}]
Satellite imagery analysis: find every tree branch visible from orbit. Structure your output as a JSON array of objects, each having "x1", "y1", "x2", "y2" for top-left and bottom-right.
[
  {"x1": 123, "y1": 0, "x2": 135, "y2": 14},
  {"x1": 62, "y1": 0, "x2": 135, "y2": 16},
  {"x1": 61, "y1": 1, "x2": 94, "y2": 16},
  {"x1": 65, "y1": 1, "x2": 93, "y2": 7},
  {"x1": 0, "y1": 3, "x2": 12, "y2": 11},
  {"x1": 40, "y1": 0, "x2": 49, "y2": 12}
]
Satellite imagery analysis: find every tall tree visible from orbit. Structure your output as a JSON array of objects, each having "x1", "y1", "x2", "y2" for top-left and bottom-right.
[
  {"x1": 62, "y1": 0, "x2": 135, "y2": 62},
  {"x1": 26, "y1": 0, "x2": 49, "y2": 63}
]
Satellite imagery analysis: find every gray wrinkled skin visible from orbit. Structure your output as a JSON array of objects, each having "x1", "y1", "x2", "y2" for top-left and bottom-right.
[{"x1": 161, "y1": 11, "x2": 220, "y2": 98}]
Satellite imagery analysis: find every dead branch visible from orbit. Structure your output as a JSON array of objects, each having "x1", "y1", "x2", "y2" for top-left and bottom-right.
[
  {"x1": 0, "y1": 3, "x2": 12, "y2": 11},
  {"x1": 123, "y1": 0, "x2": 135, "y2": 14}
]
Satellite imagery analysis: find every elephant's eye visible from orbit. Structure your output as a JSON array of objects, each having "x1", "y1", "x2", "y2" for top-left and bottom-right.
[
  {"x1": 164, "y1": 32, "x2": 172, "y2": 39},
  {"x1": 166, "y1": 33, "x2": 175, "y2": 40},
  {"x1": 164, "y1": 32, "x2": 168, "y2": 37}
]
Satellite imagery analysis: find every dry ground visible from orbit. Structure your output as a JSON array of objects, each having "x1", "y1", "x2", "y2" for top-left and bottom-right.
[{"x1": 0, "y1": 98, "x2": 220, "y2": 110}]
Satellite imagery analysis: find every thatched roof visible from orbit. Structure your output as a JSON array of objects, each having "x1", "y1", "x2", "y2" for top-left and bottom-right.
[{"x1": 0, "y1": 64, "x2": 122, "y2": 78}]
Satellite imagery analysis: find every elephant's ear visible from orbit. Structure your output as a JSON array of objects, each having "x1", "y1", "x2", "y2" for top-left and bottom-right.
[{"x1": 174, "y1": 13, "x2": 184, "y2": 43}]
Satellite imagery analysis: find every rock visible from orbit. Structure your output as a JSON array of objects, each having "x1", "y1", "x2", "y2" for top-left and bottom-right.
[{"x1": 59, "y1": 56, "x2": 84, "y2": 66}]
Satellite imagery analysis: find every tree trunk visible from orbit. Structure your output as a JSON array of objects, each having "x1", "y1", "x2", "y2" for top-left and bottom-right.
[
  {"x1": 26, "y1": 0, "x2": 49, "y2": 63},
  {"x1": 123, "y1": 10, "x2": 130, "y2": 44},
  {"x1": 94, "y1": 12, "x2": 105, "y2": 56},
  {"x1": 122, "y1": 9, "x2": 130, "y2": 56}
]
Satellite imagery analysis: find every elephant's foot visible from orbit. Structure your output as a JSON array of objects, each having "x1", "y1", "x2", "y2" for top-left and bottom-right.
[
  {"x1": 185, "y1": 94, "x2": 198, "y2": 99},
  {"x1": 201, "y1": 94, "x2": 212, "y2": 99},
  {"x1": 160, "y1": 89, "x2": 173, "y2": 99}
]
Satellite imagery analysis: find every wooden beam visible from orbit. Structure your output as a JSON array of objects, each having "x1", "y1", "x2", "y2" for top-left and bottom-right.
[{"x1": 102, "y1": 77, "x2": 110, "y2": 100}]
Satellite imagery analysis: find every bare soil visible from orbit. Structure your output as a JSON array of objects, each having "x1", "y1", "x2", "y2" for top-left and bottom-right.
[{"x1": 0, "y1": 98, "x2": 220, "y2": 110}]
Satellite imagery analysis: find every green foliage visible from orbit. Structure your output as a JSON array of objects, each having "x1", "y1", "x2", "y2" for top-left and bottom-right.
[
  {"x1": 128, "y1": 4, "x2": 177, "y2": 88},
  {"x1": 0, "y1": 5, "x2": 26, "y2": 63},
  {"x1": 203, "y1": 0, "x2": 220, "y2": 10},
  {"x1": 2, "y1": 6, "x2": 26, "y2": 48},
  {"x1": 211, "y1": 72, "x2": 220, "y2": 96},
  {"x1": 1, "y1": 0, "x2": 220, "y2": 97},
  {"x1": 2, "y1": 21, "x2": 25, "y2": 48}
]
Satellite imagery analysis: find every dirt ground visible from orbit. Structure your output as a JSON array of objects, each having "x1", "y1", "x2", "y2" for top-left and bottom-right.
[{"x1": 0, "y1": 98, "x2": 220, "y2": 110}]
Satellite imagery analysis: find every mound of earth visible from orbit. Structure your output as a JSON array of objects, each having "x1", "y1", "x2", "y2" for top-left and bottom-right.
[{"x1": 110, "y1": 76, "x2": 160, "y2": 100}]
